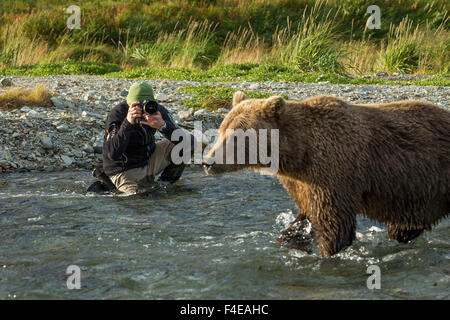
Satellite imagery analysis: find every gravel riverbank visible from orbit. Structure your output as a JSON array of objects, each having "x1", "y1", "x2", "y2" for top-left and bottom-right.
[{"x1": 0, "y1": 75, "x2": 448, "y2": 174}]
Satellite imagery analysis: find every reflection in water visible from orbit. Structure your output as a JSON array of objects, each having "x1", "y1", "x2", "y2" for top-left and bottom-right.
[{"x1": 0, "y1": 168, "x2": 448, "y2": 299}]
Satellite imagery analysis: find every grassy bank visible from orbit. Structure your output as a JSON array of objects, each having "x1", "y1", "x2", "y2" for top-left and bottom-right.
[
  {"x1": 1, "y1": 61, "x2": 449, "y2": 86},
  {"x1": 0, "y1": 0, "x2": 448, "y2": 82},
  {"x1": 179, "y1": 85, "x2": 290, "y2": 111}
]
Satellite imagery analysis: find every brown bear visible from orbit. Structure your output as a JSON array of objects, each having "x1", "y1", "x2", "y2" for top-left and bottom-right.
[{"x1": 203, "y1": 91, "x2": 450, "y2": 257}]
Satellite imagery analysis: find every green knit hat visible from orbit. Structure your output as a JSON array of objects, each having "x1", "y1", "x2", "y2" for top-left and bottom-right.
[{"x1": 126, "y1": 81, "x2": 155, "y2": 105}]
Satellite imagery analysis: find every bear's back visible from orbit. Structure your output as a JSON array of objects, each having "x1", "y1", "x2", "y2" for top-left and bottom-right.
[{"x1": 282, "y1": 95, "x2": 449, "y2": 171}]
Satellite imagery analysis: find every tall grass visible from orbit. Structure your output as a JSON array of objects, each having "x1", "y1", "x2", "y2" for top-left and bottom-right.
[
  {"x1": 215, "y1": 26, "x2": 266, "y2": 65},
  {"x1": 380, "y1": 17, "x2": 449, "y2": 74},
  {"x1": 0, "y1": 21, "x2": 49, "y2": 67},
  {"x1": 0, "y1": 0, "x2": 448, "y2": 75},
  {"x1": 131, "y1": 20, "x2": 218, "y2": 69},
  {"x1": 382, "y1": 18, "x2": 422, "y2": 73},
  {"x1": 215, "y1": 2, "x2": 346, "y2": 73},
  {"x1": 272, "y1": 4, "x2": 345, "y2": 74}
]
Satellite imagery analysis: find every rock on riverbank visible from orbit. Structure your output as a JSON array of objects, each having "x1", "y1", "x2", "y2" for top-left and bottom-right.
[{"x1": 0, "y1": 75, "x2": 448, "y2": 174}]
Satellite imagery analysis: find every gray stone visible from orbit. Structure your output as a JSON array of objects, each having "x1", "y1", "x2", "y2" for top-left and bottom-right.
[
  {"x1": 61, "y1": 155, "x2": 74, "y2": 166},
  {"x1": 40, "y1": 136, "x2": 53, "y2": 149},
  {"x1": 155, "y1": 92, "x2": 169, "y2": 102},
  {"x1": 44, "y1": 165, "x2": 55, "y2": 172},
  {"x1": 20, "y1": 106, "x2": 32, "y2": 112},
  {"x1": 56, "y1": 123, "x2": 69, "y2": 132},
  {"x1": 0, "y1": 78, "x2": 12, "y2": 87},
  {"x1": 361, "y1": 86, "x2": 374, "y2": 92},
  {"x1": 194, "y1": 108, "x2": 208, "y2": 117},
  {"x1": 51, "y1": 97, "x2": 67, "y2": 109},
  {"x1": 75, "y1": 161, "x2": 89, "y2": 168},
  {"x1": 248, "y1": 83, "x2": 259, "y2": 90},
  {"x1": 83, "y1": 91, "x2": 96, "y2": 101},
  {"x1": 178, "y1": 108, "x2": 195, "y2": 120},
  {"x1": 0, "y1": 149, "x2": 13, "y2": 162},
  {"x1": 82, "y1": 144, "x2": 94, "y2": 153},
  {"x1": 120, "y1": 90, "x2": 128, "y2": 97},
  {"x1": 27, "y1": 110, "x2": 41, "y2": 118},
  {"x1": 72, "y1": 149, "x2": 83, "y2": 158}
]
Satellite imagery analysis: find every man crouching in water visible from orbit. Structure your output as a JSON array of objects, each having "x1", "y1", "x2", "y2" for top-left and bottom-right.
[{"x1": 102, "y1": 81, "x2": 193, "y2": 194}]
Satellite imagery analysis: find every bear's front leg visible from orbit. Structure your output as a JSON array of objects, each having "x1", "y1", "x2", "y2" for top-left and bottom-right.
[
  {"x1": 293, "y1": 209, "x2": 307, "y2": 222},
  {"x1": 309, "y1": 202, "x2": 358, "y2": 257},
  {"x1": 275, "y1": 209, "x2": 315, "y2": 253}
]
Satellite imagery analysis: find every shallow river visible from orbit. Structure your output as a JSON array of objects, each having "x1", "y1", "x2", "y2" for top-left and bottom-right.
[{"x1": 0, "y1": 167, "x2": 448, "y2": 299}]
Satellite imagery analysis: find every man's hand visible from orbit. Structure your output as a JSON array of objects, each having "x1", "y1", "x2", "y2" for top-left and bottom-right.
[
  {"x1": 126, "y1": 102, "x2": 143, "y2": 125},
  {"x1": 140, "y1": 111, "x2": 166, "y2": 130}
]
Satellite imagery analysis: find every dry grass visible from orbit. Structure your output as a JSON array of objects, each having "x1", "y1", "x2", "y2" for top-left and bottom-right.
[
  {"x1": 415, "y1": 20, "x2": 450, "y2": 74},
  {"x1": 0, "y1": 85, "x2": 53, "y2": 110},
  {"x1": 0, "y1": 21, "x2": 49, "y2": 68},
  {"x1": 215, "y1": 27, "x2": 267, "y2": 65},
  {"x1": 343, "y1": 38, "x2": 380, "y2": 75}
]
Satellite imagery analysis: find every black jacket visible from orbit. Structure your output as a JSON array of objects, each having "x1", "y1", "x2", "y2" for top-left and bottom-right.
[{"x1": 102, "y1": 101, "x2": 178, "y2": 176}]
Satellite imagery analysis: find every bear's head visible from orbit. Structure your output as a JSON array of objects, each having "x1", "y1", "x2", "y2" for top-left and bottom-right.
[{"x1": 203, "y1": 91, "x2": 284, "y2": 175}]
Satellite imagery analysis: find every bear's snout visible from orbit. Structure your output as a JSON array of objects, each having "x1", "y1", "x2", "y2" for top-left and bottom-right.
[
  {"x1": 202, "y1": 161, "x2": 212, "y2": 168},
  {"x1": 202, "y1": 157, "x2": 215, "y2": 174}
]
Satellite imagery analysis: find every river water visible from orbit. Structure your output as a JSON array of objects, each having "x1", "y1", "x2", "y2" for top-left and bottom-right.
[{"x1": 0, "y1": 167, "x2": 448, "y2": 299}]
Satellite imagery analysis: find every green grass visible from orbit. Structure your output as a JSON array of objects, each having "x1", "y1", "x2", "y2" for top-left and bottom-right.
[
  {"x1": 0, "y1": 60, "x2": 121, "y2": 76},
  {"x1": 106, "y1": 63, "x2": 450, "y2": 86},
  {"x1": 383, "y1": 40, "x2": 420, "y2": 74},
  {"x1": 106, "y1": 63, "x2": 341, "y2": 82},
  {"x1": 1, "y1": 61, "x2": 448, "y2": 86},
  {"x1": 178, "y1": 85, "x2": 290, "y2": 111}
]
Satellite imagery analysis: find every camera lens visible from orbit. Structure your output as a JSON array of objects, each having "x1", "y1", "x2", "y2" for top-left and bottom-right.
[{"x1": 143, "y1": 100, "x2": 158, "y2": 114}]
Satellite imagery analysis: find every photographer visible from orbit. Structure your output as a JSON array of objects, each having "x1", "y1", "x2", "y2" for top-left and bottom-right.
[{"x1": 102, "y1": 81, "x2": 191, "y2": 194}]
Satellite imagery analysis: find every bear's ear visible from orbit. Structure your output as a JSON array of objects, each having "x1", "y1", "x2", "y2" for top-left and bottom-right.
[
  {"x1": 232, "y1": 91, "x2": 247, "y2": 108},
  {"x1": 260, "y1": 96, "x2": 286, "y2": 118}
]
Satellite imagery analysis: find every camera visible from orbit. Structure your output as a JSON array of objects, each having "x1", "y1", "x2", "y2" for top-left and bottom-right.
[{"x1": 135, "y1": 100, "x2": 158, "y2": 125}]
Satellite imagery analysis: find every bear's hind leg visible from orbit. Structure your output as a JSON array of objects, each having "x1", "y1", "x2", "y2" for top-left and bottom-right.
[{"x1": 387, "y1": 223, "x2": 424, "y2": 243}]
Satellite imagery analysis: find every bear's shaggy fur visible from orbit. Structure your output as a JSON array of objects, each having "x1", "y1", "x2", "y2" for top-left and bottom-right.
[{"x1": 203, "y1": 92, "x2": 450, "y2": 257}]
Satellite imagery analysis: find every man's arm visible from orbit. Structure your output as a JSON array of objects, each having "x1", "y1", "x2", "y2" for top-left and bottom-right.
[
  {"x1": 140, "y1": 103, "x2": 196, "y2": 153},
  {"x1": 156, "y1": 104, "x2": 178, "y2": 140},
  {"x1": 103, "y1": 104, "x2": 141, "y2": 159},
  {"x1": 103, "y1": 118, "x2": 134, "y2": 159}
]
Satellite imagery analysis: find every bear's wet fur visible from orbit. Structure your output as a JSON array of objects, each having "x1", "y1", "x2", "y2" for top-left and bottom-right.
[{"x1": 204, "y1": 91, "x2": 450, "y2": 257}]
